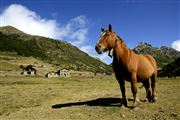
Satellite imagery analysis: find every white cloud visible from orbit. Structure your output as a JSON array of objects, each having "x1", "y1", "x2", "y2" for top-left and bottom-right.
[
  {"x1": 0, "y1": 4, "x2": 111, "y2": 64},
  {"x1": 0, "y1": 4, "x2": 88, "y2": 45},
  {"x1": 0, "y1": 4, "x2": 60, "y2": 39},
  {"x1": 172, "y1": 39, "x2": 180, "y2": 51},
  {"x1": 61, "y1": 15, "x2": 88, "y2": 46},
  {"x1": 69, "y1": 29, "x2": 88, "y2": 46}
]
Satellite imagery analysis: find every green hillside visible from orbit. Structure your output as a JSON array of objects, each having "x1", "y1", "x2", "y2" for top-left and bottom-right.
[
  {"x1": 158, "y1": 57, "x2": 180, "y2": 78},
  {"x1": 0, "y1": 26, "x2": 112, "y2": 73},
  {"x1": 133, "y1": 42, "x2": 180, "y2": 69}
]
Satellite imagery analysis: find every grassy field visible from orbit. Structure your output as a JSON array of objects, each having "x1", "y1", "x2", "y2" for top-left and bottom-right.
[{"x1": 0, "y1": 76, "x2": 180, "y2": 120}]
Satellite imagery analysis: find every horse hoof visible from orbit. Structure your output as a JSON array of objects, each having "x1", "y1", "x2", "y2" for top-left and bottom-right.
[
  {"x1": 120, "y1": 99, "x2": 128, "y2": 108},
  {"x1": 120, "y1": 105, "x2": 126, "y2": 109},
  {"x1": 151, "y1": 98, "x2": 157, "y2": 102},
  {"x1": 142, "y1": 98, "x2": 148, "y2": 102},
  {"x1": 151, "y1": 96, "x2": 157, "y2": 102},
  {"x1": 120, "y1": 103, "x2": 128, "y2": 108},
  {"x1": 148, "y1": 98, "x2": 152, "y2": 102}
]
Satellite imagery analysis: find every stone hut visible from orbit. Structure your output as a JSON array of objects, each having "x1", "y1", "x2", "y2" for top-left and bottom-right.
[
  {"x1": 45, "y1": 71, "x2": 59, "y2": 78},
  {"x1": 46, "y1": 68, "x2": 70, "y2": 78},
  {"x1": 57, "y1": 68, "x2": 70, "y2": 77}
]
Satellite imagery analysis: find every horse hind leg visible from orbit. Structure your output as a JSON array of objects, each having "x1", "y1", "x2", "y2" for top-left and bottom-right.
[
  {"x1": 143, "y1": 80, "x2": 151, "y2": 102},
  {"x1": 151, "y1": 73, "x2": 157, "y2": 102}
]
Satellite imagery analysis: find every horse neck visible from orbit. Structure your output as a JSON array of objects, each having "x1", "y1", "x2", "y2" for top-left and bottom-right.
[{"x1": 113, "y1": 40, "x2": 129, "y2": 64}]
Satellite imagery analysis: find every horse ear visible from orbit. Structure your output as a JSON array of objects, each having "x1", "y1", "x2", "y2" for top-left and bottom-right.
[
  {"x1": 109, "y1": 24, "x2": 112, "y2": 32},
  {"x1": 101, "y1": 28, "x2": 105, "y2": 32}
]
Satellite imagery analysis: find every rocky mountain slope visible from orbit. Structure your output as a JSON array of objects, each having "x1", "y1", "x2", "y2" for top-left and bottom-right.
[{"x1": 133, "y1": 42, "x2": 180, "y2": 69}]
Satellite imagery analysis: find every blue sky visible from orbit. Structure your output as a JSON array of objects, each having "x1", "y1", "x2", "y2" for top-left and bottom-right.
[{"x1": 0, "y1": 0, "x2": 179, "y2": 64}]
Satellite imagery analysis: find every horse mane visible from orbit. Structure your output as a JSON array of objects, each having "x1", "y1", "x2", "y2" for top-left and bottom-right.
[{"x1": 116, "y1": 35, "x2": 127, "y2": 48}]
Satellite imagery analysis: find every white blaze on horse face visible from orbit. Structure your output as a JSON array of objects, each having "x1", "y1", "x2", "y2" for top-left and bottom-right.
[{"x1": 98, "y1": 31, "x2": 106, "y2": 43}]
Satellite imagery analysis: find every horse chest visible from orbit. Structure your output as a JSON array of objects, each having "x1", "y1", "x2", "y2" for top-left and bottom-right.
[{"x1": 112, "y1": 60, "x2": 131, "y2": 80}]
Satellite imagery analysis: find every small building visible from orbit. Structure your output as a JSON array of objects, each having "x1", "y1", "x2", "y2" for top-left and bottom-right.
[
  {"x1": 57, "y1": 68, "x2": 70, "y2": 77},
  {"x1": 45, "y1": 68, "x2": 70, "y2": 78},
  {"x1": 45, "y1": 71, "x2": 59, "y2": 78}
]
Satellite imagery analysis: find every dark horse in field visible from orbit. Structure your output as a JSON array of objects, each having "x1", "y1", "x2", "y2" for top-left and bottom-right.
[{"x1": 95, "y1": 24, "x2": 157, "y2": 108}]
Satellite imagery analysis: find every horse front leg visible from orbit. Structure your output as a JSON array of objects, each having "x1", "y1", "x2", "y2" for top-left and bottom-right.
[
  {"x1": 118, "y1": 79, "x2": 128, "y2": 107},
  {"x1": 115, "y1": 73, "x2": 128, "y2": 107},
  {"x1": 131, "y1": 72, "x2": 139, "y2": 108}
]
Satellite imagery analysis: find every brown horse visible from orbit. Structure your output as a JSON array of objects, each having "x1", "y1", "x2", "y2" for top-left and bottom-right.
[{"x1": 95, "y1": 24, "x2": 157, "y2": 108}]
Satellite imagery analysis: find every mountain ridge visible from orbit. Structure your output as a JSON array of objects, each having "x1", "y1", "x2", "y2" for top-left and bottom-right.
[
  {"x1": 133, "y1": 42, "x2": 180, "y2": 69},
  {"x1": 0, "y1": 26, "x2": 26, "y2": 34},
  {"x1": 0, "y1": 26, "x2": 112, "y2": 73},
  {"x1": 1, "y1": 26, "x2": 179, "y2": 72}
]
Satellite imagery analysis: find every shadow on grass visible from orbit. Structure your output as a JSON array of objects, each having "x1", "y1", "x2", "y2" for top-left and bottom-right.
[{"x1": 52, "y1": 97, "x2": 133, "y2": 109}]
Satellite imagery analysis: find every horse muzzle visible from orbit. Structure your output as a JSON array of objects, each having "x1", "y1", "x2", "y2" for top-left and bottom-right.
[{"x1": 95, "y1": 44, "x2": 104, "y2": 54}]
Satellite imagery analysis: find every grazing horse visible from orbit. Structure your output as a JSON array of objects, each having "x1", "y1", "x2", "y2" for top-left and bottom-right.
[{"x1": 95, "y1": 24, "x2": 157, "y2": 108}]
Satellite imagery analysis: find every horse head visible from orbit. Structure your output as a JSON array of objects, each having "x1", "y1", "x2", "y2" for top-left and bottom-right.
[{"x1": 95, "y1": 24, "x2": 119, "y2": 57}]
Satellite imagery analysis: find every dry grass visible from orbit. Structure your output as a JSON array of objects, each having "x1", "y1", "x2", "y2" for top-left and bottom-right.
[{"x1": 0, "y1": 76, "x2": 180, "y2": 120}]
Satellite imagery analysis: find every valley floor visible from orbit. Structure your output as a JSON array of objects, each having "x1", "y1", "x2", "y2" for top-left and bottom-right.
[{"x1": 0, "y1": 76, "x2": 180, "y2": 120}]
